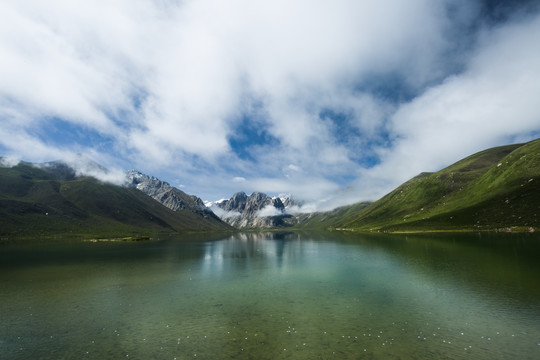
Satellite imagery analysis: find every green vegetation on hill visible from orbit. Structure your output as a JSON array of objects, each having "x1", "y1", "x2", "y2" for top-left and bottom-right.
[
  {"x1": 314, "y1": 139, "x2": 540, "y2": 232},
  {"x1": 3, "y1": 138, "x2": 538, "y2": 237},
  {"x1": 293, "y1": 201, "x2": 371, "y2": 229},
  {"x1": 0, "y1": 162, "x2": 231, "y2": 238}
]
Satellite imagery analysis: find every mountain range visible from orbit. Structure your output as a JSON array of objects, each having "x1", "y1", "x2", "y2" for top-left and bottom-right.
[
  {"x1": 207, "y1": 191, "x2": 299, "y2": 228},
  {"x1": 1, "y1": 138, "x2": 539, "y2": 237},
  {"x1": 125, "y1": 170, "x2": 217, "y2": 217},
  {"x1": 0, "y1": 161, "x2": 231, "y2": 238}
]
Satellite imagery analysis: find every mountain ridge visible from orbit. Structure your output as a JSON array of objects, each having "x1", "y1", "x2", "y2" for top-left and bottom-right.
[
  {"x1": 307, "y1": 139, "x2": 540, "y2": 232},
  {"x1": 0, "y1": 160, "x2": 231, "y2": 238},
  {"x1": 209, "y1": 191, "x2": 296, "y2": 228},
  {"x1": 1, "y1": 138, "x2": 538, "y2": 235},
  {"x1": 125, "y1": 170, "x2": 219, "y2": 220}
]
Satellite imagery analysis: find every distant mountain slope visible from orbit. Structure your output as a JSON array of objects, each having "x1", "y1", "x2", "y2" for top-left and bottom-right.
[
  {"x1": 126, "y1": 170, "x2": 218, "y2": 217},
  {"x1": 313, "y1": 139, "x2": 540, "y2": 232},
  {"x1": 293, "y1": 201, "x2": 372, "y2": 230},
  {"x1": 0, "y1": 161, "x2": 231, "y2": 238}
]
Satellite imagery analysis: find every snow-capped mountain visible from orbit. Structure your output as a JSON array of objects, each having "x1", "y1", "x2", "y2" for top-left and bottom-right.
[
  {"x1": 21, "y1": 156, "x2": 301, "y2": 229},
  {"x1": 125, "y1": 170, "x2": 218, "y2": 218},
  {"x1": 220, "y1": 192, "x2": 284, "y2": 216},
  {"x1": 208, "y1": 191, "x2": 299, "y2": 228}
]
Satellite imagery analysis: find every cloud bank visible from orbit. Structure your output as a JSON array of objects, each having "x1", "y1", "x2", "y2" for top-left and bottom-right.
[{"x1": 1, "y1": 0, "x2": 539, "y2": 209}]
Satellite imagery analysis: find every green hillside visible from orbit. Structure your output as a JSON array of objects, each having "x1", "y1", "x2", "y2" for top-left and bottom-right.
[
  {"x1": 0, "y1": 162, "x2": 231, "y2": 238},
  {"x1": 320, "y1": 139, "x2": 540, "y2": 232},
  {"x1": 293, "y1": 201, "x2": 371, "y2": 229}
]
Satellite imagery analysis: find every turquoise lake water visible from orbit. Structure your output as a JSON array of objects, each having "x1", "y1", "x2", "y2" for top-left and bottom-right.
[{"x1": 1, "y1": 231, "x2": 539, "y2": 359}]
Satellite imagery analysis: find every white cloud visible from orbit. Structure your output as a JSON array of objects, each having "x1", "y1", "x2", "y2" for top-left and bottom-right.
[
  {"x1": 286, "y1": 164, "x2": 301, "y2": 172},
  {"x1": 256, "y1": 205, "x2": 283, "y2": 217},
  {"x1": 0, "y1": 156, "x2": 20, "y2": 168},
  {"x1": 0, "y1": 1, "x2": 460, "y2": 152},
  {"x1": 1, "y1": 1, "x2": 538, "y2": 209},
  {"x1": 249, "y1": 176, "x2": 341, "y2": 203},
  {"x1": 341, "y1": 11, "x2": 540, "y2": 203},
  {"x1": 0, "y1": 1, "x2": 134, "y2": 133},
  {"x1": 206, "y1": 204, "x2": 241, "y2": 219},
  {"x1": 0, "y1": 123, "x2": 71, "y2": 161}
]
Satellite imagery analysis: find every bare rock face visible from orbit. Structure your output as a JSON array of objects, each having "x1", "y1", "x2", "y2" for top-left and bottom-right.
[
  {"x1": 221, "y1": 192, "x2": 249, "y2": 212},
  {"x1": 214, "y1": 191, "x2": 293, "y2": 229},
  {"x1": 125, "y1": 170, "x2": 218, "y2": 219}
]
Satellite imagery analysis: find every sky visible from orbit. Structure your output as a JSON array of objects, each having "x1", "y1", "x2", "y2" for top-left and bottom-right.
[{"x1": 1, "y1": 0, "x2": 540, "y2": 210}]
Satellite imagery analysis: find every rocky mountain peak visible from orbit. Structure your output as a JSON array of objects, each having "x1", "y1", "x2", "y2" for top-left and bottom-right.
[
  {"x1": 279, "y1": 194, "x2": 303, "y2": 209},
  {"x1": 221, "y1": 192, "x2": 248, "y2": 212},
  {"x1": 125, "y1": 170, "x2": 214, "y2": 216},
  {"x1": 244, "y1": 192, "x2": 274, "y2": 216},
  {"x1": 211, "y1": 191, "x2": 297, "y2": 229},
  {"x1": 126, "y1": 170, "x2": 169, "y2": 196}
]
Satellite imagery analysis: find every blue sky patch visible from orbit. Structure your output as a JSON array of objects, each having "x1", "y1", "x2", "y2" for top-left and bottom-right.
[
  {"x1": 228, "y1": 115, "x2": 280, "y2": 162},
  {"x1": 35, "y1": 117, "x2": 115, "y2": 153}
]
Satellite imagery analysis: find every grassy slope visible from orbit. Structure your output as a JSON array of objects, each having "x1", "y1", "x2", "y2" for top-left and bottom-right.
[
  {"x1": 292, "y1": 202, "x2": 371, "y2": 229},
  {"x1": 324, "y1": 139, "x2": 540, "y2": 231},
  {"x1": 0, "y1": 163, "x2": 231, "y2": 238}
]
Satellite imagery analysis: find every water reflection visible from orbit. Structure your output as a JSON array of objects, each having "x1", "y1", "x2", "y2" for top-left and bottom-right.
[
  {"x1": 1, "y1": 231, "x2": 540, "y2": 360},
  {"x1": 202, "y1": 232, "x2": 301, "y2": 272}
]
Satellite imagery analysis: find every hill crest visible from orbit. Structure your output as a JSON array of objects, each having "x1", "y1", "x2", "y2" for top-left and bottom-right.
[{"x1": 299, "y1": 139, "x2": 540, "y2": 232}]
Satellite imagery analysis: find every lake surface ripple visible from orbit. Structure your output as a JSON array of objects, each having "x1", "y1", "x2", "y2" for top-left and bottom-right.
[{"x1": 1, "y1": 231, "x2": 540, "y2": 359}]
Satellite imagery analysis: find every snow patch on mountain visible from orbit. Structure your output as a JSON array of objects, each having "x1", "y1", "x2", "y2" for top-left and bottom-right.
[{"x1": 204, "y1": 198, "x2": 228, "y2": 207}]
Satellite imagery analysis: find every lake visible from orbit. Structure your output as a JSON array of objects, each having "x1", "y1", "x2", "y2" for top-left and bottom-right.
[{"x1": 1, "y1": 231, "x2": 540, "y2": 359}]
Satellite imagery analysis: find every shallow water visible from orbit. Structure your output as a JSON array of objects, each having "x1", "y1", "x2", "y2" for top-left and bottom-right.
[{"x1": 1, "y1": 231, "x2": 540, "y2": 359}]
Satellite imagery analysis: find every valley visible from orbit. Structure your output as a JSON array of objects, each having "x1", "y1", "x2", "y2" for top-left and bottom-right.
[{"x1": 1, "y1": 138, "x2": 539, "y2": 237}]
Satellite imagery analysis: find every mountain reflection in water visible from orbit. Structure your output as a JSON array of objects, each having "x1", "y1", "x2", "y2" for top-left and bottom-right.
[{"x1": 1, "y1": 231, "x2": 539, "y2": 359}]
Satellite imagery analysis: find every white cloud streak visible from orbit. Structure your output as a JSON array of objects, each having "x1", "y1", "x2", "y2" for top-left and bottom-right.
[
  {"x1": 206, "y1": 204, "x2": 242, "y2": 219},
  {"x1": 256, "y1": 205, "x2": 283, "y2": 218}
]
